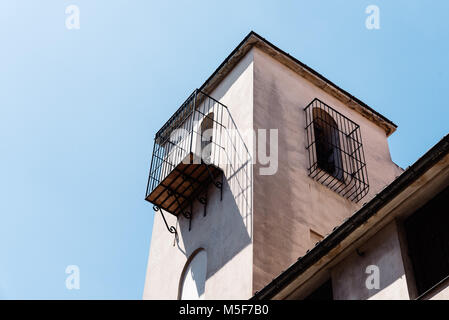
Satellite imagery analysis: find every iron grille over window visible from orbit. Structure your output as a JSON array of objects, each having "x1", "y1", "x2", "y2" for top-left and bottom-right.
[{"x1": 304, "y1": 98, "x2": 369, "y2": 202}]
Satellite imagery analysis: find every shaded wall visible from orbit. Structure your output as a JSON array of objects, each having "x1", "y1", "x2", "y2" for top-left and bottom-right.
[{"x1": 251, "y1": 48, "x2": 403, "y2": 293}]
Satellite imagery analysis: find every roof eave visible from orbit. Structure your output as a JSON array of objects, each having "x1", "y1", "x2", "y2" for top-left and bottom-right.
[{"x1": 201, "y1": 31, "x2": 397, "y2": 136}]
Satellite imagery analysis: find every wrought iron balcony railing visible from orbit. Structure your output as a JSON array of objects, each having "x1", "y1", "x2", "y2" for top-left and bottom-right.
[
  {"x1": 145, "y1": 89, "x2": 251, "y2": 234},
  {"x1": 304, "y1": 98, "x2": 369, "y2": 202}
]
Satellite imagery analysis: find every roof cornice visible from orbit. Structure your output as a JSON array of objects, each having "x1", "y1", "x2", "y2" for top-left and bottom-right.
[{"x1": 200, "y1": 31, "x2": 397, "y2": 136}]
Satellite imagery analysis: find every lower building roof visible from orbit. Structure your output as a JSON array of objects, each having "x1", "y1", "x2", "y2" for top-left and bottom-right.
[{"x1": 251, "y1": 133, "x2": 449, "y2": 300}]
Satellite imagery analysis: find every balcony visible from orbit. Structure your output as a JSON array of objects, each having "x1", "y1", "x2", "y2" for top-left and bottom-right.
[{"x1": 145, "y1": 89, "x2": 251, "y2": 232}]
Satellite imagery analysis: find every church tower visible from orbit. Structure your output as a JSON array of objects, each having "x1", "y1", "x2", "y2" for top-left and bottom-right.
[{"x1": 142, "y1": 32, "x2": 403, "y2": 299}]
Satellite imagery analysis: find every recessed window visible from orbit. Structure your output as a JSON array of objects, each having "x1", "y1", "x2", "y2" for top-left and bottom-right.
[
  {"x1": 178, "y1": 249, "x2": 208, "y2": 300},
  {"x1": 304, "y1": 98, "x2": 369, "y2": 202},
  {"x1": 404, "y1": 185, "x2": 449, "y2": 296},
  {"x1": 312, "y1": 107, "x2": 344, "y2": 181}
]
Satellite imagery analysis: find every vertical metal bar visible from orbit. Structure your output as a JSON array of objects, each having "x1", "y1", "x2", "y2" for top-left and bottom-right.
[
  {"x1": 190, "y1": 89, "x2": 197, "y2": 156},
  {"x1": 146, "y1": 139, "x2": 156, "y2": 197}
]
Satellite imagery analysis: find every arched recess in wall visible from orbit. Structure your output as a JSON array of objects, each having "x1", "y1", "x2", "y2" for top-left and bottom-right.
[
  {"x1": 198, "y1": 113, "x2": 214, "y2": 163},
  {"x1": 178, "y1": 248, "x2": 208, "y2": 300},
  {"x1": 312, "y1": 107, "x2": 344, "y2": 181}
]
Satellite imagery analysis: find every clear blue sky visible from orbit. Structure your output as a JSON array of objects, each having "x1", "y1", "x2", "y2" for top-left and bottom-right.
[{"x1": 0, "y1": 1, "x2": 448, "y2": 299}]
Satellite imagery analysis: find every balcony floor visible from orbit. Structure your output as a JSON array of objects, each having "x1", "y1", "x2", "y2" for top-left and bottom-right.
[{"x1": 146, "y1": 152, "x2": 222, "y2": 216}]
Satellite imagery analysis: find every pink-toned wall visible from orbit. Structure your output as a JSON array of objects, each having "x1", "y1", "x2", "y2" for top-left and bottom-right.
[
  {"x1": 331, "y1": 221, "x2": 410, "y2": 300},
  {"x1": 251, "y1": 48, "x2": 403, "y2": 293},
  {"x1": 331, "y1": 219, "x2": 449, "y2": 300}
]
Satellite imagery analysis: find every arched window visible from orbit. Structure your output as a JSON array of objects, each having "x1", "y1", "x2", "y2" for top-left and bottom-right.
[
  {"x1": 178, "y1": 249, "x2": 207, "y2": 300},
  {"x1": 312, "y1": 108, "x2": 343, "y2": 181},
  {"x1": 199, "y1": 113, "x2": 214, "y2": 163}
]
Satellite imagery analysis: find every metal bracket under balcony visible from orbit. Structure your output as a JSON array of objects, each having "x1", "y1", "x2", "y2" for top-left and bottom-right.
[{"x1": 146, "y1": 152, "x2": 223, "y2": 218}]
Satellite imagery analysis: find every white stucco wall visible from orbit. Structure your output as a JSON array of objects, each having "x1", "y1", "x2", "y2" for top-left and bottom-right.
[
  {"x1": 143, "y1": 50, "x2": 254, "y2": 300},
  {"x1": 427, "y1": 281, "x2": 449, "y2": 300},
  {"x1": 331, "y1": 222, "x2": 410, "y2": 300},
  {"x1": 180, "y1": 249, "x2": 207, "y2": 299}
]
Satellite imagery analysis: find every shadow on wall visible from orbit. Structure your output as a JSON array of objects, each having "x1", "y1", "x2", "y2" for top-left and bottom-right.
[
  {"x1": 174, "y1": 50, "x2": 254, "y2": 298},
  {"x1": 177, "y1": 159, "x2": 253, "y2": 278},
  {"x1": 175, "y1": 124, "x2": 252, "y2": 296},
  {"x1": 178, "y1": 248, "x2": 208, "y2": 300}
]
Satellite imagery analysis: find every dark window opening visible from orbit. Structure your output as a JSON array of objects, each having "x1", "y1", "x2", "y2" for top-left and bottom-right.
[
  {"x1": 200, "y1": 112, "x2": 214, "y2": 163},
  {"x1": 304, "y1": 98, "x2": 369, "y2": 202},
  {"x1": 404, "y1": 185, "x2": 449, "y2": 296},
  {"x1": 304, "y1": 279, "x2": 333, "y2": 300},
  {"x1": 313, "y1": 107, "x2": 343, "y2": 181}
]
